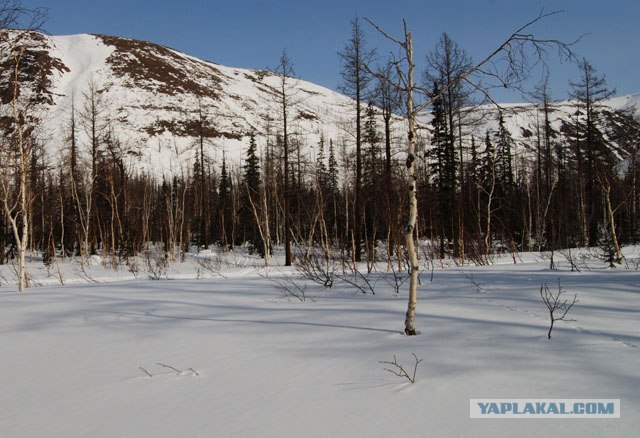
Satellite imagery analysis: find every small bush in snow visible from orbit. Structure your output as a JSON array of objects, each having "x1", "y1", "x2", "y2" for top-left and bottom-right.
[
  {"x1": 142, "y1": 245, "x2": 168, "y2": 280},
  {"x1": 540, "y1": 281, "x2": 578, "y2": 339}
]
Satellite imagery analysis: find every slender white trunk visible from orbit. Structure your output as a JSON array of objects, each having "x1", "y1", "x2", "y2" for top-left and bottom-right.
[
  {"x1": 403, "y1": 31, "x2": 420, "y2": 336},
  {"x1": 246, "y1": 183, "x2": 271, "y2": 266},
  {"x1": 6, "y1": 47, "x2": 30, "y2": 292},
  {"x1": 484, "y1": 162, "x2": 496, "y2": 260},
  {"x1": 602, "y1": 181, "x2": 622, "y2": 263}
]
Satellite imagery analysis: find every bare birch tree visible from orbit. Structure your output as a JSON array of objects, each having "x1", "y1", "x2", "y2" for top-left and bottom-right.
[
  {"x1": 0, "y1": 44, "x2": 31, "y2": 291},
  {"x1": 366, "y1": 11, "x2": 575, "y2": 335},
  {"x1": 0, "y1": 4, "x2": 46, "y2": 291}
]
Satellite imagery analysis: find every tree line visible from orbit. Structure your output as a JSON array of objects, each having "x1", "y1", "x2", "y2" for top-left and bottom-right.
[{"x1": 1, "y1": 8, "x2": 639, "y2": 293}]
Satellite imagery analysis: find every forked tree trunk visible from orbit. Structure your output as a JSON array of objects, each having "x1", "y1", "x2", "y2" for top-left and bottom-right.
[
  {"x1": 601, "y1": 179, "x2": 622, "y2": 264},
  {"x1": 4, "y1": 46, "x2": 31, "y2": 292}
]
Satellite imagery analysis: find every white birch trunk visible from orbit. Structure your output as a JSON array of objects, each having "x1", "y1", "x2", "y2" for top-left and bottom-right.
[
  {"x1": 8, "y1": 47, "x2": 30, "y2": 292},
  {"x1": 403, "y1": 31, "x2": 420, "y2": 336}
]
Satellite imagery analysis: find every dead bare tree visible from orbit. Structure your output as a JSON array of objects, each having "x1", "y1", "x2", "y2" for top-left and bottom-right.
[{"x1": 365, "y1": 10, "x2": 576, "y2": 335}]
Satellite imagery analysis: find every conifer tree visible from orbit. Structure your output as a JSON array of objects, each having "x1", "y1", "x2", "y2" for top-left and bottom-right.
[
  {"x1": 327, "y1": 139, "x2": 339, "y2": 196},
  {"x1": 315, "y1": 136, "x2": 329, "y2": 191},
  {"x1": 567, "y1": 58, "x2": 616, "y2": 246},
  {"x1": 242, "y1": 132, "x2": 262, "y2": 254},
  {"x1": 495, "y1": 114, "x2": 514, "y2": 194},
  {"x1": 218, "y1": 155, "x2": 233, "y2": 248},
  {"x1": 339, "y1": 16, "x2": 376, "y2": 262},
  {"x1": 428, "y1": 84, "x2": 456, "y2": 258},
  {"x1": 243, "y1": 132, "x2": 261, "y2": 197},
  {"x1": 362, "y1": 102, "x2": 382, "y2": 260}
]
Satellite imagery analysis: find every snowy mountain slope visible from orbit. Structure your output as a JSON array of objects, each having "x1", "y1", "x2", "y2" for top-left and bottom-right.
[
  {"x1": 1, "y1": 29, "x2": 356, "y2": 176},
  {"x1": 607, "y1": 93, "x2": 640, "y2": 115},
  {"x1": 1, "y1": 29, "x2": 638, "y2": 178},
  {"x1": 417, "y1": 92, "x2": 639, "y2": 169}
]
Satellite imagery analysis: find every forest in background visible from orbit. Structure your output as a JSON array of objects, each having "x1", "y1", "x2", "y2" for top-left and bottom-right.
[{"x1": 1, "y1": 5, "x2": 640, "y2": 294}]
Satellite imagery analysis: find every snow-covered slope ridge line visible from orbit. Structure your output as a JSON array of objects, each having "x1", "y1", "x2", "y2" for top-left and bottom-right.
[
  {"x1": 0, "y1": 29, "x2": 355, "y2": 175},
  {"x1": 1, "y1": 29, "x2": 638, "y2": 177}
]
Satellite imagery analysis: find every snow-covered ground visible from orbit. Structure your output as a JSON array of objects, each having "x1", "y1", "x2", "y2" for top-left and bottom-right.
[{"x1": 1, "y1": 248, "x2": 638, "y2": 437}]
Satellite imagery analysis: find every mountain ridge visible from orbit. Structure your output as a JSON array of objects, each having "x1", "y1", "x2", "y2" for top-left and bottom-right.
[
  {"x1": 1, "y1": 29, "x2": 355, "y2": 176},
  {"x1": 1, "y1": 29, "x2": 638, "y2": 177}
]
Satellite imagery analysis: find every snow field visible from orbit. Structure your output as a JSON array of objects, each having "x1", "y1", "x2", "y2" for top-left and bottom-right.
[{"x1": 0, "y1": 251, "x2": 638, "y2": 437}]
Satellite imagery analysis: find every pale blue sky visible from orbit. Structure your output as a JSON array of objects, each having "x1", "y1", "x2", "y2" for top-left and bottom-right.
[{"x1": 22, "y1": 0, "x2": 639, "y2": 102}]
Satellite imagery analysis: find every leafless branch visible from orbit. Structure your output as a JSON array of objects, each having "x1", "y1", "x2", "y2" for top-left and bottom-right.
[
  {"x1": 156, "y1": 362, "x2": 182, "y2": 374},
  {"x1": 268, "y1": 273, "x2": 311, "y2": 302},
  {"x1": 384, "y1": 261, "x2": 409, "y2": 294},
  {"x1": 364, "y1": 17, "x2": 405, "y2": 47},
  {"x1": 335, "y1": 262, "x2": 376, "y2": 295},
  {"x1": 196, "y1": 254, "x2": 227, "y2": 279},
  {"x1": 0, "y1": 0, "x2": 47, "y2": 30},
  {"x1": 418, "y1": 9, "x2": 576, "y2": 113},
  {"x1": 379, "y1": 353, "x2": 423, "y2": 384},
  {"x1": 367, "y1": 10, "x2": 577, "y2": 115},
  {"x1": 295, "y1": 247, "x2": 336, "y2": 288}
]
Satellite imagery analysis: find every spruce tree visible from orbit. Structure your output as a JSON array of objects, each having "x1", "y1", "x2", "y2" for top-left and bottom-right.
[
  {"x1": 243, "y1": 132, "x2": 261, "y2": 196},
  {"x1": 495, "y1": 114, "x2": 514, "y2": 194},
  {"x1": 242, "y1": 132, "x2": 262, "y2": 254},
  {"x1": 428, "y1": 84, "x2": 455, "y2": 258},
  {"x1": 218, "y1": 155, "x2": 233, "y2": 248},
  {"x1": 327, "y1": 139, "x2": 339, "y2": 195},
  {"x1": 362, "y1": 102, "x2": 382, "y2": 259},
  {"x1": 315, "y1": 136, "x2": 329, "y2": 192}
]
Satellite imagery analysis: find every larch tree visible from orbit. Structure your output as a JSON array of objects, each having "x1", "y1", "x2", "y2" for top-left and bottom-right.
[
  {"x1": 427, "y1": 82, "x2": 455, "y2": 259},
  {"x1": 193, "y1": 99, "x2": 215, "y2": 249},
  {"x1": 374, "y1": 62, "x2": 402, "y2": 265},
  {"x1": 423, "y1": 32, "x2": 474, "y2": 259},
  {"x1": 79, "y1": 79, "x2": 109, "y2": 255},
  {"x1": 530, "y1": 78, "x2": 558, "y2": 252},
  {"x1": 272, "y1": 48, "x2": 296, "y2": 266},
  {"x1": 338, "y1": 16, "x2": 376, "y2": 263},
  {"x1": 568, "y1": 58, "x2": 616, "y2": 247}
]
